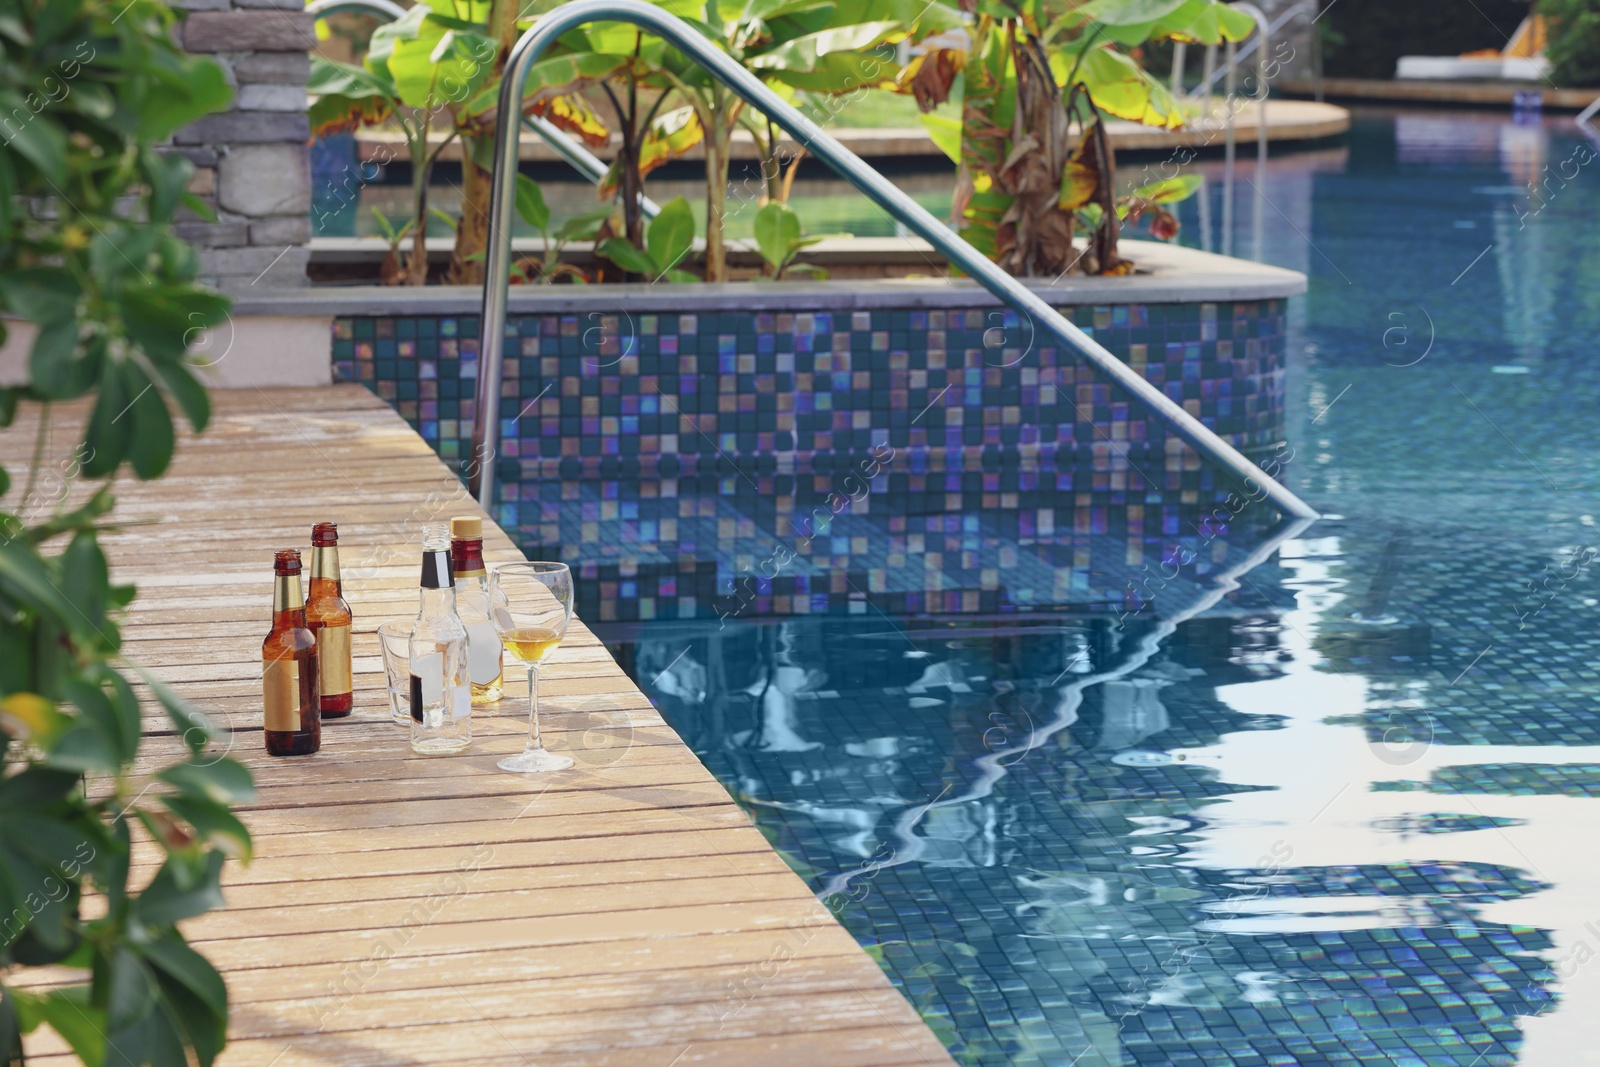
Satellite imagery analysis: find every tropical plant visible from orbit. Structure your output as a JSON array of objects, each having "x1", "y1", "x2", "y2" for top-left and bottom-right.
[
  {"x1": 308, "y1": 1, "x2": 505, "y2": 285},
  {"x1": 640, "y1": 0, "x2": 961, "y2": 282},
  {"x1": 0, "y1": 1, "x2": 255, "y2": 1064},
  {"x1": 904, "y1": 0, "x2": 1252, "y2": 276},
  {"x1": 1541, "y1": 0, "x2": 1600, "y2": 87},
  {"x1": 752, "y1": 201, "x2": 838, "y2": 278},
  {"x1": 594, "y1": 196, "x2": 700, "y2": 282},
  {"x1": 310, "y1": 0, "x2": 616, "y2": 285},
  {"x1": 508, "y1": 175, "x2": 615, "y2": 283}
]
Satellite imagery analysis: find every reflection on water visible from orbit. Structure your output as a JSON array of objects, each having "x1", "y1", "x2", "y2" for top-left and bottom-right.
[{"x1": 593, "y1": 108, "x2": 1600, "y2": 1065}]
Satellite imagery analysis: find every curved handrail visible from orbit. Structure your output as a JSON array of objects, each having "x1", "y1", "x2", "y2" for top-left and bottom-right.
[
  {"x1": 1185, "y1": 0, "x2": 1321, "y2": 100},
  {"x1": 305, "y1": 0, "x2": 661, "y2": 219},
  {"x1": 470, "y1": 0, "x2": 1318, "y2": 524}
]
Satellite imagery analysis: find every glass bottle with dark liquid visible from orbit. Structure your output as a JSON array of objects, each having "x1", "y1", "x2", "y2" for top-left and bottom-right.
[
  {"x1": 263, "y1": 549, "x2": 320, "y2": 756},
  {"x1": 305, "y1": 522, "x2": 353, "y2": 718}
]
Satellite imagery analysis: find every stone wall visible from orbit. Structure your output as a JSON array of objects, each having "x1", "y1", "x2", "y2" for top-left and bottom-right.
[{"x1": 175, "y1": 1, "x2": 315, "y2": 290}]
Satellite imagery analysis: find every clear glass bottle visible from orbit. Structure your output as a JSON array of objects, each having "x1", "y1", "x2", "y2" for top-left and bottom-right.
[
  {"x1": 451, "y1": 515, "x2": 504, "y2": 706},
  {"x1": 305, "y1": 522, "x2": 353, "y2": 719},
  {"x1": 409, "y1": 524, "x2": 471, "y2": 754},
  {"x1": 263, "y1": 549, "x2": 320, "y2": 756}
]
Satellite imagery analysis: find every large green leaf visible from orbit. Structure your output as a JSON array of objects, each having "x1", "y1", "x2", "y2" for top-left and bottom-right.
[
  {"x1": 160, "y1": 795, "x2": 252, "y2": 863},
  {"x1": 369, "y1": 7, "x2": 492, "y2": 109},
  {"x1": 1156, "y1": 0, "x2": 1257, "y2": 43},
  {"x1": 11, "y1": 988, "x2": 106, "y2": 1067},
  {"x1": 134, "y1": 851, "x2": 225, "y2": 927},
  {"x1": 0, "y1": 268, "x2": 80, "y2": 324},
  {"x1": 595, "y1": 236, "x2": 659, "y2": 276},
  {"x1": 140, "y1": 936, "x2": 227, "y2": 1018},
  {"x1": 138, "y1": 56, "x2": 233, "y2": 142},
  {"x1": 919, "y1": 107, "x2": 962, "y2": 164},
  {"x1": 124, "y1": 362, "x2": 176, "y2": 481},
  {"x1": 157, "y1": 759, "x2": 257, "y2": 806},
  {"x1": 119, "y1": 286, "x2": 230, "y2": 365},
  {"x1": 0, "y1": 93, "x2": 67, "y2": 184},
  {"x1": 1062, "y1": 46, "x2": 1187, "y2": 129},
  {"x1": 750, "y1": 21, "x2": 901, "y2": 71},
  {"x1": 130, "y1": 665, "x2": 217, "y2": 754},
  {"x1": 762, "y1": 50, "x2": 901, "y2": 93},
  {"x1": 461, "y1": 50, "x2": 628, "y2": 118},
  {"x1": 514, "y1": 174, "x2": 550, "y2": 232},
  {"x1": 1129, "y1": 175, "x2": 1203, "y2": 204},
  {"x1": 754, "y1": 201, "x2": 803, "y2": 270},
  {"x1": 307, "y1": 57, "x2": 397, "y2": 136},
  {"x1": 645, "y1": 197, "x2": 696, "y2": 276},
  {"x1": 552, "y1": 205, "x2": 616, "y2": 244},
  {"x1": 58, "y1": 532, "x2": 109, "y2": 642},
  {"x1": 1071, "y1": 0, "x2": 1189, "y2": 26},
  {"x1": 150, "y1": 359, "x2": 211, "y2": 434}
]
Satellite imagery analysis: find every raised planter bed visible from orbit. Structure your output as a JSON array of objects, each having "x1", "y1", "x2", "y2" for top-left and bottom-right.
[{"x1": 294, "y1": 241, "x2": 1306, "y2": 619}]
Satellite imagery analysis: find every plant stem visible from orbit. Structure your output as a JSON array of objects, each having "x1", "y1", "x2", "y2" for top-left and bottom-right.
[{"x1": 19, "y1": 401, "x2": 50, "y2": 515}]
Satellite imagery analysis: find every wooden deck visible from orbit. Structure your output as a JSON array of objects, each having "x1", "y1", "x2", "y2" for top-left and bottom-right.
[{"x1": 9, "y1": 385, "x2": 953, "y2": 1066}]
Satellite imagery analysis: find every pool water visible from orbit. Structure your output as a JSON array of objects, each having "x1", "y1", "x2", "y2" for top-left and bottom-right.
[{"x1": 586, "y1": 105, "x2": 1600, "y2": 1067}]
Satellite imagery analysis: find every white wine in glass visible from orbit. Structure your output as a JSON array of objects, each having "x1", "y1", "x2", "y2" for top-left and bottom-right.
[{"x1": 489, "y1": 562, "x2": 575, "y2": 773}]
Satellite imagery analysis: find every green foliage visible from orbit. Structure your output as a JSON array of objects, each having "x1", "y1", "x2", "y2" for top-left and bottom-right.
[
  {"x1": 1542, "y1": 0, "x2": 1600, "y2": 87},
  {"x1": 752, "y1": 201, "x2": 838, "y2": 279},
  {"x1": 0, "y1": 2, "x2": 252, "y2": 1064},
  {"x1": 917, "y1": 0, "x2": 1243, "y2": 276},
  {"x1": 594, "y1": 197, "x2": 700, "y2": 282},
  {"x1": 507, "y1": 174, "x2": 614, "y2": 283}
]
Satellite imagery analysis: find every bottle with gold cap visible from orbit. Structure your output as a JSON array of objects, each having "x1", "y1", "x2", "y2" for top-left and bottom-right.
[
  {"x1": 305, "y1": 522, "x2": 353, "y2": 719},
  {"x1": 450, "y1": 515, "x2": 504, "y2": 706},
  {"x1": 263, "y1": 549, "x2": 320, "y2": 756}
]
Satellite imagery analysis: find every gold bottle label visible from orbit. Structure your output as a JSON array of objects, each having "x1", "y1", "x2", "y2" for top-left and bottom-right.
[
  {"x1": 311, "y1": 545, "x2": 341, "y2": 583},
  {"x1": 263, "y1": 657, "x2": 301, "y2": 732},
  {"x1": 317, "y1": 624, "x2": 352, "y2": 696}
]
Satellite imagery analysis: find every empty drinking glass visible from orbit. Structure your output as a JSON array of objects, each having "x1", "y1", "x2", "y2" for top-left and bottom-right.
[{"x1": 376, "y1": 621, "x2": 411, "y2": 724}]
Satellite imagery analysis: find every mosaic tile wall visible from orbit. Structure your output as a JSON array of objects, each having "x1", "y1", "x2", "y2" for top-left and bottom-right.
[{"x1": 333, "y1": 299, "x2": 1289, "y2": 620}]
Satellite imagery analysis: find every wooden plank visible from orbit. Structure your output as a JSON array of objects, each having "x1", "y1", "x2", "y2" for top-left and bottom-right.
[{"x1": 2, "y1": 386, "x2": 952, "y2": 1065}]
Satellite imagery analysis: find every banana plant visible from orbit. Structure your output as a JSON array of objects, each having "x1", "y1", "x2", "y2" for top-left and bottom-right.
[
  {"x1": 903, "y1": 0, "x2": 1253, "y2": 276},
  {"x1": 310, "y1": 0, "x2": 616, "y2": 285},
  {"x1": 308, "y1": 2, "x2": 500, "y2": 285},
  {"x1": 594, "y1": 197, "x2": 700, "y2": 282},
  {"x1": 753, "y1": 201, "x2": 841, "y2": 278},
  {"x1": 637, "y1": 0, "x2": 961, "y2": 282},
  {"x1": 508, "y1": 175, "x2": 616, "y2": 283}
]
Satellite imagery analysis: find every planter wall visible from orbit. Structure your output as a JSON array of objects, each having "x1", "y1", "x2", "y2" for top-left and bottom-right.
[{"x1": 325, "y1": 258, "x2": 1302, "y2": 621}]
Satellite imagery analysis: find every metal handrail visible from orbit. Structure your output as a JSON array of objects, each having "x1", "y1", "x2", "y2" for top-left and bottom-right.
[
  {"x1": 1184, "y1": 0, "x2": 1322, "y2": 100},
  {"x1": 1579, "y1": 94, "x2": 1600, "y2": 144},
  {"x1": 469, "y1": 0, "x2": 1316, "y2": 522},
  {"x1": 305, "y1": 0, "x2": 660, "y2": 219}
]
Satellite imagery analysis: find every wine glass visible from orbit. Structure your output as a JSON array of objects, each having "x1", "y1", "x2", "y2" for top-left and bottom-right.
[{"x1": 489, "y1": 561, "x2": 575, "y2": 773}]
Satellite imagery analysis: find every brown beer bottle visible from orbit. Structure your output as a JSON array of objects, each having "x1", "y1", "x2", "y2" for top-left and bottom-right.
[
  {"x1": 263, "y1": 549, "x2": 320, "y2": 756},
  {"x1": 306, "y1": 522, "x2": 353, "y2": 718}
]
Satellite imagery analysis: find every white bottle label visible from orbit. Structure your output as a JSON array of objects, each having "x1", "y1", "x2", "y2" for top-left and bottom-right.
[
  {"x1": 450, "y1": 684, "x2": 471, "y2": 719},
  {"x1": 467, "y1": 619, "x2": 501, "y2": 684}
]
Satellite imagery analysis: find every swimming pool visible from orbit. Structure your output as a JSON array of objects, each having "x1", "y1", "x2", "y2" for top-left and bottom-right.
[{"x1": 592, "y1": 106, "x2": 1600, "y2": 1066}]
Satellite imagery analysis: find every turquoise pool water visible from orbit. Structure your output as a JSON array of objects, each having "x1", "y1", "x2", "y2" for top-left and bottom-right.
[{"x1": 591, "y1": 106, "x2": 1600, "y2": 1065}]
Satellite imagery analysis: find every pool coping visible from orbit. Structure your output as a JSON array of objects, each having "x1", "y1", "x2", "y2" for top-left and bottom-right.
[{"x1": 248, "y1": 239, "x2": 1307, "y2": 317}]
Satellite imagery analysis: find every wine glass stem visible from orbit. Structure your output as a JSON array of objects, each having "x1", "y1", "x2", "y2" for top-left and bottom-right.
[{"x1": 527, "y1": 663, "x2": 543, "y2": 752}]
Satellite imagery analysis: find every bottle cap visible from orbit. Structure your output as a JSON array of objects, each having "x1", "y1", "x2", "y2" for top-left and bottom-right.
[
  {"x1": 450, "y1": 516, "x2": 483, "y2": 540},
  {"x1": 273, "y1": 549, "x2": 302, "y2": 575},
  {"x1": 311, "y1": 522, "x2": 338, "y2": 546}
]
